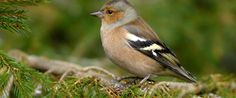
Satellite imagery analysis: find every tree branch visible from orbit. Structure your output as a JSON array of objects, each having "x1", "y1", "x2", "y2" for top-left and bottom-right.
[
  {"x1": 9, "y1": 50, "x2": 124, "y2": 89},
  {"x1": 9, "y1": 49, "x2": 207, "y2": 97}
]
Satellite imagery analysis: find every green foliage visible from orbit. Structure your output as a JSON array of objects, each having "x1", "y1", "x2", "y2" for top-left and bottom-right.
[
  {"x1": 0, "y1": 0, "x2": 48, "y2": 6},
  {"x1": 0, "y1": 51, "x2": 52, "y2": 97},
  {"x1": 120, "y1": 86, "x2": 143, "y2": 98},
  {"x1": 0, "y1": 7, "x2": 29, "y2": 35},
  {"x1": 47, "y1": 77, "x2": 108, "y2": 98},
  {"x1": 0, "y1": 0, "x2": 49, "y2": 35},
  {"x1": 0, "y1": 51, "x2": 110, "y2": 97}
]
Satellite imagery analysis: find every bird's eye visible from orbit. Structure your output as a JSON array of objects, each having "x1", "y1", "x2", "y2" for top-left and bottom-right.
[{"x1": 107, "y1": 10, "x2": 113, "y2": 15}]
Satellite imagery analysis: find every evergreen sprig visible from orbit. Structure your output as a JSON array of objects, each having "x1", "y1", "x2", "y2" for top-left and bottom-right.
[
  {"x1": 47, "y1": 77, "x2": 108, "y2": 98},
  {"x1": 0, "y1": 0, "x2": 49, "y2": 35},
  {"x1": 0, "y1": 51, "x2": 52, "y2": 97},
  {"x1": 0, "y1": 0, "x2": 48, "y2": 7},
  {"x1": 0, "y1": 7, "x2": 29, "y2": 35}
]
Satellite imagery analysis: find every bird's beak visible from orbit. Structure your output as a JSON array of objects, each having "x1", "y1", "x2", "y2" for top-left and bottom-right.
[{"x1": 90, "y1": 11, "x2": 104, "y2": 18}]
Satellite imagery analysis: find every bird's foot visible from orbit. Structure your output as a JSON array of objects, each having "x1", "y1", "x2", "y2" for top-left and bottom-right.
[
  {"x1": 118, "y1": 75, "x2": 154, "y2": 86},
  {"x1": 118, "y1": 76, "x2": 142, "y2": 85}
]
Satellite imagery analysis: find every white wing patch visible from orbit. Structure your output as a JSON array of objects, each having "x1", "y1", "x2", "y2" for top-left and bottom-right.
[
  {"x1": 152, "y1": 50, "x2": 158, "y2": 56},
  {"x1": 140, "y1": 44, "x2": 163, "y2": 51},
  {"x1": 126, "y1": 33, "x2": 146, "y2": 42}
]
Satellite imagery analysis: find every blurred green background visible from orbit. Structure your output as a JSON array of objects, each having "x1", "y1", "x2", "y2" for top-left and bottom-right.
[{"x1": 0, "y1": 0, "x2": 236, "y2": 77}]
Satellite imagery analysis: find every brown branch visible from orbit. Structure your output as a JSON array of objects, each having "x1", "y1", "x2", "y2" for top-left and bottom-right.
[
  {"x1": 8, "y1": 49, "x2": 204, "y2": 96},
  {"x1": 150, "y1": 81, "x2": 202, "y2": 98},
  {"x1": 8, "y1": 50, "x2": 124, "y2": 89}
]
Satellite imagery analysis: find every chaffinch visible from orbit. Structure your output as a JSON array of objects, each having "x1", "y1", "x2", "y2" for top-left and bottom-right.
[{"x1": 91, "y1": 0, "x2": 197, "y2": 83}]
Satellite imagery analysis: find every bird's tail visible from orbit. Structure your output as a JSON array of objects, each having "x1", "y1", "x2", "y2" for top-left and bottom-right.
[{"x1": 174, "y1": 66, "x2": 197, "y2": 83}]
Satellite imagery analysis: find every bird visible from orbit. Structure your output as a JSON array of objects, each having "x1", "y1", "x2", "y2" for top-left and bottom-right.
[{"x1": 91, "y1": 0, "x2": 197, "y2": 83}]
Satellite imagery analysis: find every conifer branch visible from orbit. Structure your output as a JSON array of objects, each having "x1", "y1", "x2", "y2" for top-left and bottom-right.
[
  {"x1": 0, "y1": 50, "x2": 52, "y2": 97},
  {"x1": 0, "y1": 0, "x2": 47, "y2": 6},
  {"x1": 0, "y1": 0, "x2": 48, "y2": 34}
]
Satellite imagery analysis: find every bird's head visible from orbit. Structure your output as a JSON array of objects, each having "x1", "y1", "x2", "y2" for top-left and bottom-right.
[{"x1": 91, "y1": 0, "x2": 138, "y2": 25}]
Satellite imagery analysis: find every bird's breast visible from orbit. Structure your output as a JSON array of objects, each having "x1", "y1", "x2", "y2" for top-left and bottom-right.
[
  {"x1": 100, "y1": 27, "x2": 127, "y2": 57},
  {"x1": 100, "y1": 27, "x2": 164, "y2": 76}
]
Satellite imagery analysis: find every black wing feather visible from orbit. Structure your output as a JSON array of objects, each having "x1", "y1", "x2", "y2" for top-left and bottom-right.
[
  {"x1": 128, "y1": 40, "x2": 179, "y2": 67},
  {"x1": 128, "y1": 40, "x2": 196, "y2": 82}
]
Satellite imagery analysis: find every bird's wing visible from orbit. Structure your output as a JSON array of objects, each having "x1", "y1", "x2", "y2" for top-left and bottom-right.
[{"x1": 124, "y1": 18, "x2": 196, "y2": 82}]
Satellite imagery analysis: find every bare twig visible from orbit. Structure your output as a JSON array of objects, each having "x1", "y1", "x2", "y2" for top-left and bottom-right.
[
  {"x1": 59, "y1": 70, "x2": 71, "y2": 82},
  {"x1": 82, "y1": 66, "x2": 117, "y2": 79}
]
